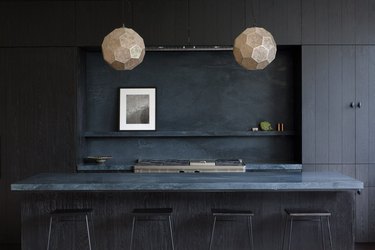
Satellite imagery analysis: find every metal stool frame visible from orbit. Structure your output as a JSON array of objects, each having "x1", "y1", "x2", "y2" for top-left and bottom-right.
[
  {"x1": 282, "y1": 209, "x2": 333, "y2": 250},
  {"x1": 46, "y1": 208, "x2": 94, "y2": 250},
  {"x1": 129, "y1": 208, "x2": 175, "y2": 250},
  {"x1": 208, "y1": 209, "x2": 254, "y2": 250}
]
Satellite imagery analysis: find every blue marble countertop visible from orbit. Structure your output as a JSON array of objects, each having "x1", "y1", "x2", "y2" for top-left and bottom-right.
[{"x1": 11, "y1": 171, "x2": 363, "y2": 192}]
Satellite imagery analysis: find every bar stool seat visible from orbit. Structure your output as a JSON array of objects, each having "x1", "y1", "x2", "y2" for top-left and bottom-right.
[
  {"x1": 209, "y1": 208, "x2": 254, "y2": 250},
  {"x1": 130, "y1": 207, "x2": 175, "y2": 250},
  {"x1": 47, "y1": 208, "x2": 94, "y2": 250},
  {"x1": 282, "y1": 208, "x2": 333, "y2": 250}
]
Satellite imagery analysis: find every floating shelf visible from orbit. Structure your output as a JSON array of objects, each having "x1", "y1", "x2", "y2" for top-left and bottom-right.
[{"x1": 83, "y1": 131, "x2": 296, "y2": 138}]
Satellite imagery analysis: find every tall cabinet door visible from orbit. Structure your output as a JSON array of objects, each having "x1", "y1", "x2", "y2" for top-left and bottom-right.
[
  {"x1": 302, "y1": 45, "x2": 356, "y2": 164},
  {"x1": 355, "y1": 46, "x2": 375, "y2": 164},
  {"x1": 0, "y1": 48, "x2": 77, "y2": 245}
]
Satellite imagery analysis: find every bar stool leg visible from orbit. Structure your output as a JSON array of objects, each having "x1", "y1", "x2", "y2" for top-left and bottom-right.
[
  {"x1": 46, "y1": 216, "x2": 53, "y2": 250},
  {"x1": 85, "y1": 215, "x2": 92, "y2": 250},
  {"x1": 247, "y1": 216, "x2": 254, "y2": 250},
  {"x1": 320, "y1": 217, "x2": 325, "y2": 250},
  {"x1": 327, "y1": 217, "x2": 333, "y2": 250},
  {"x1": 288, "y1": 217, "x2": 293, "y2": 250},
  {"x1": 130, "y1": 216, "x2": 136, "y2": 250},
  {"x1": 168, "y1": 215, "x2": 175, "y2": 250},
  {"x1": 208, "y1": 216, "x2": 217, "y2": 250}
]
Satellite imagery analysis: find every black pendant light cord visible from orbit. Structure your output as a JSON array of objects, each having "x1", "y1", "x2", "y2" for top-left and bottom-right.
[
  {"x1": 122, "y1": 0, "x2": 125, "y2": 27},
  {"x1": 244, "y1": 0, "x2": 257, "y2": 27},
  {"x1": 251, "y1": 0, "x2": 257, "y2": 26}
]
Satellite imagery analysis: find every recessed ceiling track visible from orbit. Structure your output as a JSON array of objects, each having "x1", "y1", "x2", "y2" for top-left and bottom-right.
[{"x1": 146, "y1": 46, "x2": 233, "y2": 51}]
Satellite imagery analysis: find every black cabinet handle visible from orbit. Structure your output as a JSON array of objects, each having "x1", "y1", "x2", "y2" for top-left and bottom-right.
[
  {"x1": 350, "y1": 102, "x2": 355, "y2": 108},
  {"x1": 357, "y1": 102, "x2": 362, "y2": 108}
]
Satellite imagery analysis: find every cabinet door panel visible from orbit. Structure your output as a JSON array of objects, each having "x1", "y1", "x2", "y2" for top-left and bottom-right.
[
  {"x1": 0, "y1": 1, "x2": 75, "y2": 46},
  {"x1": 0, "y1": 48, "x2": 77, "y2": 243},
  {"x1": 302, "y1": 0, "x2": 359, "y2": 45},
  {"x1": 369, "y1": 47, "x2": 375, "y2": 163},
  {"x1": 76, "y1": 1, "x2": 125, "y2": 47},
  {"x1": 356, "y1": 46, "x2": 370, "y2": 163},
  {"x1": 314, "y1": 46, "x2": 329, "y2": 163},
  {"x1": 132, "y1": 0, "x2": 188, "y2": 46},
  {"x1": 342, "y1": 46, "x2": 356, "y2": 164},
  {"x1": 190, "y1": 0, "x2": 245, "y2": 46},
  {"x1": 302, "y1": 46, "x2": 356, "y2": 164},
  {"x1": 356, "y1": 187, "x2": 369, "y2": 242},
  {"x1": 302, "y1": 46, "x2": 316, "y2": 163}
]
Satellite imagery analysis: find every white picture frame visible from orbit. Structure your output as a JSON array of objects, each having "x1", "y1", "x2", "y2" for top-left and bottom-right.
[{"x1": 119, "y1": 88, "x2": 156, "y2": 130}]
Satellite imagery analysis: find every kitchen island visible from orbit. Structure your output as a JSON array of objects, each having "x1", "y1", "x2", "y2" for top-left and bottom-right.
[{"x1": 12, "y1": 171, "x2": 363, "y2": 250}]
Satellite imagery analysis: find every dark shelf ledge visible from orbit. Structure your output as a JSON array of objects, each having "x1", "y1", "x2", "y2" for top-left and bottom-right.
[{"x1": 83, "y1": 131, "x2": 296, "y2": 138}]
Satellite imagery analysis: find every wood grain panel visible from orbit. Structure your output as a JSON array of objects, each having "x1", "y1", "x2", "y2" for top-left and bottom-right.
[
  {"x1": 75, "y1": 1, "x2": 125, "y2": 47},
  {"x1": 342, "y1": 46, "x2": 356, "y2": 164},
  {"x1": 356, "y1": 46, "x2": 370, "y2": 163},
  {"x1": 355, "y1": 0, "x2": 370, "y2": 44},
  {"x1": 0, "y1": 48, "x2": 77, "y2": 244},
  {"x1": 302, "y1": 46, "x2": 316, "y2": 164},
  {"x1": 369, "y1": 46, "x2": 375, "y2": 163},
  {"x1": 342, "y1": 0, "x2": 356, "y2": 44},
  {"x1": 132, "y1": 0, "x2": 189, "y2": 46},
  {"x1": 302, "y1": 0, "x2": 360, "y2": 45},
  {"x1": 368, "y1": 164, "x2": 375, "y2": 187},
  {"x1": 328, "y1": 46, "x2": 343, "y2": 163},
  {"x1": 21, "y1": 192, "x2": 355, "y2": 250},
  {"x1": 315, "y1": 46, "x2": 329, "y2": 163},
  {"x1": 0, "y1": 1, "x2": 75, "y2": 46},
  {"x1": 190, "y1": 0, "x2": 245, "y2": 46},
  {"x1": 356, "y1": 187, "x2": 369, "y2": 242}
]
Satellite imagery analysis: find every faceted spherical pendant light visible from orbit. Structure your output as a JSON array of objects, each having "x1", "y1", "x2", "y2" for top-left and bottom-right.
[
  {"x1": 233, "y1": 27, "x2": 277, "y2": 70},
  {"x1": 102, "y1": 27, "x2": 145, "y2": 70}
]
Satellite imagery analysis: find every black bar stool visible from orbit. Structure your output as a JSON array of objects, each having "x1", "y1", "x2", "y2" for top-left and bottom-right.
[
  {"x1": 46, "y1": 208, "x2": 94, "y2": 250},
  {"x1": 208, "y1": 209, "x2": 254, "y2": 250},
  {"x1": 282, "y1": 209, "x2": 333, "y2": 250},
  {"x1": 129, "y1": 208, "x2": 175, "y2": 250}
]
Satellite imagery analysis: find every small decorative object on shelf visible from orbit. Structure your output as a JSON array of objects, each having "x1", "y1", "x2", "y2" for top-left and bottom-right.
[
  {"x1": 86, "y1": 156, "x2": 112, "y2": 164},
  {"x1": 250, "y1": 127, "x2": 259, "y2": 132},
  {"x1": 277, "y1": 123, "x2": 285, "y2": 132},
  {"x1": 259, "y1": 121, "x2": 273, "y2": 131}
]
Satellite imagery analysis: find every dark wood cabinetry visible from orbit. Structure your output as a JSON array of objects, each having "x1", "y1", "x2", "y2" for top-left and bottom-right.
[
  {"x1": 76, "y1": 1, "x2": 128, "y2": 47},
  {"x1": 131, "y1": 0, "x2": 189, "y2": 46},
  {"x1": 0, "y1": 1, "x2": 75, "y2": 47},
  {"x1": 302, "y1": 45, "x2": 375, "y2": 165},
  {"x1": 302, "y1": 45, "x2": 375, "y2": 241},
  {"x1": 302, "y1": 0, "x2": 375, "y2": 45},
  {"x1": 0, "y1": 48, "x2": 77, "y2": 244}
]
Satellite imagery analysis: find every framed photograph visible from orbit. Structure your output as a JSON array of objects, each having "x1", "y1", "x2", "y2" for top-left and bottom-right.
[{"x1": 119, "y1": 88, "x2": 156, "y2": 130}]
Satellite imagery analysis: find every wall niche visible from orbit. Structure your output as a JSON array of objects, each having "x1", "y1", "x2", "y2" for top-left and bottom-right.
[{"x1": 77, "y1": 47, "x2": 301, "y2": 171}]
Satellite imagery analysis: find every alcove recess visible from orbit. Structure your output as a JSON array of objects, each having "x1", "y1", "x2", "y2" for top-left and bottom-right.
[{"x1": 77, "y1": 46, "x2": 301, "y2": 171}]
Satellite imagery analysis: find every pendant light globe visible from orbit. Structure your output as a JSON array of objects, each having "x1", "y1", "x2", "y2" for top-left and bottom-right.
[
  {"x1": 233, "y1": 27, "x2": 277, "y2": 70},
  {"x1": 102, "y1": 27, "x2": 145, "y2": 70}
]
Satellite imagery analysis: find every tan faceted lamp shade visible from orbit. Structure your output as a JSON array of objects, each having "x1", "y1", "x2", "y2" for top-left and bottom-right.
[
  {"x1": 102, "y1": 27, "x2": 145, "y2": 70},
  {"x1": 233, "y1": 27, "x2": 277, "y2": 70}
]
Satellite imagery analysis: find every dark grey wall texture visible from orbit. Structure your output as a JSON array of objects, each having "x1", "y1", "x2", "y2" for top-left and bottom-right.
[
  {"x1": 0, "y1": 0, "x2": 375, "y2": 246},
  {"x1": 81, "y1": 50, "x2": 300, "y2": 167}
]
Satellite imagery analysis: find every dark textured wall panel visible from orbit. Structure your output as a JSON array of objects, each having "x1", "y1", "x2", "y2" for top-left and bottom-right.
[{"x1": 82, "y1": 49, "x2": 301, "y2": 165}]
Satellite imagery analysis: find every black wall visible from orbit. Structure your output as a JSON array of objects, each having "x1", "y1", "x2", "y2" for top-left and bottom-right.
[{"x1": 0, "y1": 0, "x2": 375, "y2": 246}]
